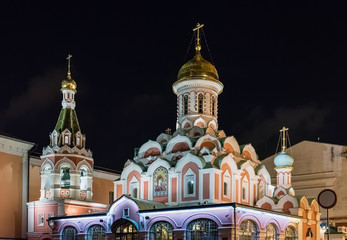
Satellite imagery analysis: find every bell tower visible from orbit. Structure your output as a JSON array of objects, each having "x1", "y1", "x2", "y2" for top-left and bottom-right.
[
  {"x1": 273, "y1": 127, "x2": 295, "y2": 197},
  {"x1": 39, "y1": 55, "x2": 94, "y2": 202},
  {"x1": 172, "y1": 23, "x2": 224, "y2": 131}
]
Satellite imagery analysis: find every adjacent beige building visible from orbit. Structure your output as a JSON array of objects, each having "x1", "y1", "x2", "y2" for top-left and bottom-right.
[
  {"x1": 262, "y1": 140, "x2": 347, "y2": 227},
  {"x1": 0, "y1": 134, "x2": 120, "y2": 239}
]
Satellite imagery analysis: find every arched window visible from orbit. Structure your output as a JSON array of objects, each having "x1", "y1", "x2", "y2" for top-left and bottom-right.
[
  {"x1": 112, "y1": 219, "x2": 138, "y2": 240},
  {"x1": 183, "y1": 95, "x2": 189, "y2": 115},
  {"x1": 186, "y1": 219, "x2": 218, "y2": 240},
  {"x1": 129, "y1": 179, "x2": 139, "y2": 199},
  {"x1": 80, "y1": 167, "x2": 88, "y2": 190},
  {"x1": 258, "y1": 181, "x2": 266, "y2": 200},
  {"x1": 43, "y1": 165, "x2": 52, "y2": 190},
  {"x1": 62, "y1": 226, "x2": 77, "y2": 240},
  {"x1": 153, "y1": 167, "x2": 168, "y2": 197},
  {"x1": 87, "y1": 225, "x2": 105, "y2": 240},
  {"x1": 266, "y1": 224, "x2": 278, "y2": 240},
  {"x1": 285, "y1": 226, "x2": 297, "y2": 240},
  {"x1": 211, "y1": 96, "x2": 216, "y2": 116},
  {"x1": 65, "y1": 135, "x2": 69, "y2": 144},
  {"x1": 149, "y1": 221, "x2": 173, "y2": 240},
  {"x1": 184, "y1": 169, "x2": 196, "y2": 197},
  {"x1": 223, "y1": 171, "x2": 231, "y2": 198},
  {"x1": 60, "y1": 166, "x2": 70, "y2": 189},
  {"x1": 198, "y1": 94, "x2": 203, "y2": 114},
  {"x1": 239, "y1": 220, "x2": 258, "y2": 240},
  {"x1": 242, "y1": 177, "x2": 249, "y2": 202}
]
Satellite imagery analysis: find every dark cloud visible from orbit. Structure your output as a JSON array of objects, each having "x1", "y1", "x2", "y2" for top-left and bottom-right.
[
  {"x1": 234, "y1": 103, "x2": 331, "y2": 158},
  {"x1": 1, "y1": 68, "x2": 62, "y2": 126}
]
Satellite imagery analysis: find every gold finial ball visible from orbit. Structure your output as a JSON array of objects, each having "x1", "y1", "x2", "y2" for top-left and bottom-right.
[{"x1": 61, "y1": 75, "x2": 77, "y2": 92}]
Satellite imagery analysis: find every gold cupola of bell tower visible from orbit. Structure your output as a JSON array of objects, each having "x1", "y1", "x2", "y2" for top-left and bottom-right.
[{"x1": 173, "y1": 24, "x2": 224, "y2": 131}]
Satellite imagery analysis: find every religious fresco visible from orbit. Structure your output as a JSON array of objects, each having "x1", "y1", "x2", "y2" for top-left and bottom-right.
[{"x1": 153, "y1": 167, "x2": 168, "y2": 197}]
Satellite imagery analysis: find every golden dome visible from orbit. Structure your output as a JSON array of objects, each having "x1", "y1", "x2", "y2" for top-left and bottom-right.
[
  {"x1": 176, "y1": 49, "x2": 220, "y2": 83},
  {"x1": 61, "y1": 73, "x2": 77, "y2": 92}
]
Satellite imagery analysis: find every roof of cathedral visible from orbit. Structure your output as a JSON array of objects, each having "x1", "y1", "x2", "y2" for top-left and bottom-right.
[
  {"x1": 274, "y1": 151, "x2": 294, "y2": 167},
  {"x1": 54, "y1": 108, "x2": 81, "y2": 135},
  {"x1": 127, "y1": 127, "x2": 262, "y2": 172},
  {"x1": 176, "y1": 49, "x2": 220, "y2": 83},
  {"x1": 126, "y1": 195, "x2": 167, "y2": 210},
  {"x1": 173, "y1": 23, "x2": 223, "y2": 94},
  {"x1": 61, "y1": 74, "x2": 77, "y2": 92}
]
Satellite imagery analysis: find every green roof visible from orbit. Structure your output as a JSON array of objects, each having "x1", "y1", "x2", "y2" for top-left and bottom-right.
[
  {"x1": 54, "y1": 108, "x2": 81, "y2": 134},
  {"x1": 127, "y1": 195, "x2": 167, "y2": 210}
]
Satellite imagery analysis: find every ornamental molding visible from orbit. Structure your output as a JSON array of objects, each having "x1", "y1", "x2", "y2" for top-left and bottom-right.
[
  {"x1": 42, "y1": 146, "x2": 54, "y2": 155},
  {"x1": 76, "y1": 159, "x2": 93, "y2": 173},
  {"x1": 138, "y1": 140, "x2": 162, "y2": 158},
  {"x1": 40, "y1": 158, "x2": 54, "y2": 172},
  {"x1": 223, "y1": 136, "x2": 240, "y2": 154},
  {"x1": 55, "y1": 157, "x2": 77, "y2": 170},
  {"x1": 165, "y1": 135, "x2": 192, "y2": 154}
]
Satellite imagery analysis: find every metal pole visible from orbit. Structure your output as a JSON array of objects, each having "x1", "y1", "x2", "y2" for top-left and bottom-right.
[
  {"x1": 327, "y1": 209, "x2": 330, "y2": 240},
  {"x1": 234, "y1": 204, "x2": 237, "y2": 240}
]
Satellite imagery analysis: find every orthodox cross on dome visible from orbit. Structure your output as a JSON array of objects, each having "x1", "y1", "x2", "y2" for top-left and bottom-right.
[
  {"x1": 165, "y1": 128, "x2": 171, "y2": 135},
  {"x1": 280, "y1": 126, "x2": 289, "y2": 152},
  {"x1": 66, "y1": 54, "x2": 72, "y2": 78},
  {"x1": 193, "y1": 23, "x2": 204, "y2": 51}
]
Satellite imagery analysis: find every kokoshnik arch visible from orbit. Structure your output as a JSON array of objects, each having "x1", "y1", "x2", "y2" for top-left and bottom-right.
[{"x1": 27, "y1": 24, "x2": 321, "y2": 240}]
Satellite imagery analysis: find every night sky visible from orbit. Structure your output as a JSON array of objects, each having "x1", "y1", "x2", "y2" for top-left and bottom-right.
[{"x1": 1, "y1": 1, "x2": 346, "y2": 171}]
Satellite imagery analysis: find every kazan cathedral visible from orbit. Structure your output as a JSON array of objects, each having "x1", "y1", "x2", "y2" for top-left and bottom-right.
[{"x1": 28, "y1": 24, "x2": 321, "y2": 240}]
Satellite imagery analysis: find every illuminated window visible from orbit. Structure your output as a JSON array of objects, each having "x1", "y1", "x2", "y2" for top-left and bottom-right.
[
  {"x1": 198, "y1": 94, "x2": 203, "y2": 113},
  {"x1": 184, "y1": 169, "x2": 196, "y2": 197},
  {"x1": 64, "y1": 135, "x2": 69, "y2": 145},
  {"x1": 130, "y1": 181, "x2": 139, "y2": 199},
  {"x1": 211, "y1": 96, "x2": 216, "y2": 116},
  {"x1": 150, "y1": 221, "x2": 173, "y2": 240},
  {"x1": 87, "y1": 225, "x2": 105, "y2": 240},
  {"x1": 239, "y1": 220, "x2": 258, "y2": 240},
  {"x1": 37, "y1": 213, "x2": 44, "y2": 226},
  {"x1": 112, "y1": 219, "x2": 138, "y2": 240},
  {"x1": 258, "y1": 181, "x2": 265, "y2": 200},
  {"x1": 43, "y1": 165, "x2": 52, "y2": 190},
  {"x1": 80, "y1": 167, "x2": 88, "y2": 190},
  {"x1": 62, "y1": 226, "x2": 77, "y2": 240},
  {"x1": 266, "y1": 224, "x2": 278, "y2": 240},
  {"x1": 285, "y1": 226, "x2": 297, "y2": 240},
  {"x1": 53, "y1": 132, "x2": 58, "y2": 145},
  {"x1": 77, "y1": 137, "x2": 80, "y2": 146},
  {"x1": 186, "y1": 219, "x2": 218, "y2": 240},
  {"x1": 183, "y1": 95, "x2": 189, "y2": 115},
  {"x1": 242, "y1": 177, "x2": 249, "y2": 202},
  {"x1": 223, "y1": 172, "x2": 231, "y2": 198},
  {"x1": 60, "y1": 166, "x2": 70, "y2": 189}
]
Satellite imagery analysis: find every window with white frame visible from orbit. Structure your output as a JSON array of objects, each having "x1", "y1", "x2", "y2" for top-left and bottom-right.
[
  {"x1": 64, "y1": 135, "x2": 69, "y2": 145},
  {"x1": 80, "y1": 167, "x2": 88, "y2": 190},
  {"x1": 38, "y1": 213, "x2": 44, "y2": 226},
  {"x1": 53, "y1": 132, "x2": 58, "y2": 145},
  {"x1": 198, "y1": 94, "x2": 204, "y2": 113},
  {"x1": 129, "y1": 179, "x2": 139, "y2": 199},
  {"x1": 183, "y1": 95, "x2": 189, "y2": 115},
  {"x1": 43, "y1": 165, "x2": 52, "y2": 190},
  {"x1": 223, "y1": 172, "x2": 231, "y2": 198},
  {"x1": 184, "y1": 169, "x2": 196, "y2": 197},
  {"x1": 258, "y1": 181, "x2": 265, "y2": 200},
  {"x1": 60, "y1": 166, "x2": 71, "y2": 189},
  {"x1": 242, "y1": 177, "x2": 249, "y2": 202}
]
